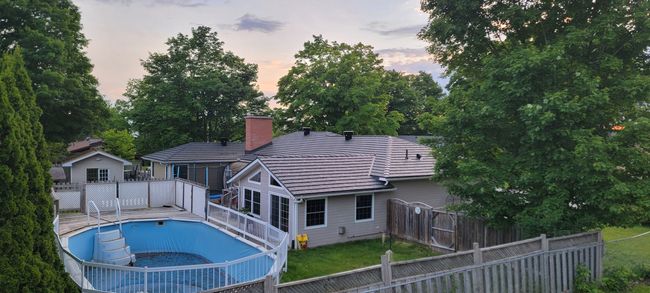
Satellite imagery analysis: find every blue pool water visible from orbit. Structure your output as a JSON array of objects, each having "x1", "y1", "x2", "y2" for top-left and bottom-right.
[{"x1": 67, "y1": 220, "x2": 273, "y2": 292}]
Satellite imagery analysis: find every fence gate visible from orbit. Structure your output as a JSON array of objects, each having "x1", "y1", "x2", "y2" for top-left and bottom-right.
[{"x1": 430, "y1": 209, "x2": 456, "y2": 252}]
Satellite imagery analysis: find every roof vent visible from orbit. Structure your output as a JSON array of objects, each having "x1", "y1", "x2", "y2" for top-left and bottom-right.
[
  {"x1": 416, "y1": 154, "x2": 422, "y2": 160},
  {"x1": 405, "y1": 149, "x2": 409, "y2": 159},
  {"x1": 303, "y1": 127, "x2": 311, "y2": 136},
  {"x1": 344, "y1": 131, "x2": 354, "y2": 141},
  {"x1": 220, "y1": 138, "x2": 228, "y2": 146}
]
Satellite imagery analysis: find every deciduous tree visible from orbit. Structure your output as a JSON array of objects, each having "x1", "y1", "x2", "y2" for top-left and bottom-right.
[
  {"x1": 125, "y1": 26, "x2": 268, "y2": 155},
  {"x1": 420, "y1": 0, "x2": 650, "y2": 235}
]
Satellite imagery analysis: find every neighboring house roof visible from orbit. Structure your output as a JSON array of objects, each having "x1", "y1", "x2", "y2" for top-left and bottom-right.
[
  {"x1": 62, "y1": 150, "x2": 132, "y2": 167},
  {"x1": 142, "y1": 142, "x2": 245, "y2": 164},
  {"x1": 49, "y1": 166, "x2": 67, "y2": 182},
  {"x1": 67, "y1": 138, "x2": 103, "y2": 153},
  {"x1": 247, "y1": 131, "x2": 435, "y2": 179}
]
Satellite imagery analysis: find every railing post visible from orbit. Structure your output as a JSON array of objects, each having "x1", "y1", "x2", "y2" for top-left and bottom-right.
[
  {"x1": 472, "y1": 242, "x2": 484, "y2": 293},
  {"x1": 80, "y1": 262, "x2": 85, "y2": 289},
  {"x1": 225, "y1": 262, "x2": 230, "y2": 286},
  {"x1": 143, "y1": 266, "x2": 148, "y2": 292},
  {"x1": 541, "y1": 234, "x2": 549, "y2": 293},
  {"x1": 596, "y1": 231, "x2": 603, "y2": 279}
]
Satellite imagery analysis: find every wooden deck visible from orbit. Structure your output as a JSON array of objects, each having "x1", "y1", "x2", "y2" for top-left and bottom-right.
[{"x1": 58, "y1": 206, "x2": 203, "y2": 236}]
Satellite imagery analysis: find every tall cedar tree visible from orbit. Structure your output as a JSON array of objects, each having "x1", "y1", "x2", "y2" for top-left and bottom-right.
[
  {"x1": 420, "y1": 0, "x2": 650, "y2": 235},
  {"x1": 0, "y1": 49, "x2": 76, "y2": 291},
  {"x1": 0, "y1": 0, "x2": 109, "y2": 143},
  {"x1": 125, "y1": 26, "x2": 269, "y2": 155}
]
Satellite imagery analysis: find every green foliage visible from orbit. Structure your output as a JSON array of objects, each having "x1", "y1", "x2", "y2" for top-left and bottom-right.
[
  {"x1": 104, "y1": 100, "x2": 131, "y2": 132},
  {"x1": 46, "y1": 142, "x2": 69, "y2": 164},
  {"x1": 0, "y1": 49, "x2": 76, "y2": 291},
  {"x1": 575, "y1": 265, "x2": 601, "y2": 293},
  {"x1": 100, "y1": 129, "x2": 136, "y2": 160},
  {"x1": 0, "y1": 0, "x2": 109, "y2": 143},
  {"x1": 420, "y1": 0, "x2": 650, "y2": 235},
  {"x1": 276, "y1": 36, "x2": 444, "y2": 135},
  {"x1": 124, "y1": 26, "x2": 269, "y2": 154}
]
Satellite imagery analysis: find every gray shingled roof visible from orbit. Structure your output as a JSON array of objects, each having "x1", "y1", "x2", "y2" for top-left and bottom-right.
[
  {"x1": 142, "y1": 142, "x2": 244, "y2": 163},
  {"x1": 259, "y1": 155, "x2": 390, "y2": 196},
  {"x1": 250, "y1": 132, "x2": 434, "y2": 179}
]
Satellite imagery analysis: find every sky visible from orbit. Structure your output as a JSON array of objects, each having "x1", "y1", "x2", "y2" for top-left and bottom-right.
[{"x1": 74, "y1": 0, "x2": 447, "y2": 103}]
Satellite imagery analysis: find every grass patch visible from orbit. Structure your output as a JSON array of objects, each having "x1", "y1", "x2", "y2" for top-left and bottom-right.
[
  {"x1": 602, "y1": 226, "x2": 650, "y2": 270},
  {"x1": 281, "y1": 238, "x2": 438, "y2": 282}
]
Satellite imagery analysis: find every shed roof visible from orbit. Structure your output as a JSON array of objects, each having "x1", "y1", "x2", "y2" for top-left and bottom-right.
[
  {"x1": 142, "y1": 142, "x2": 245, "y2": 163},
  {"x1": 62, "y1": 150, "x2": 132, "y2": 167},
  {"x1": 258, "y1": 155, "x2": 391, "y2": 196}
]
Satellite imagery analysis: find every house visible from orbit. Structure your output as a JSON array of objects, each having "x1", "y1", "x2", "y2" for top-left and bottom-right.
[
  {"x1": 67, "y1": 137, "x2": 104, "y2": 153},
  {"x1": 226, "y1": 117, "x2": 454, "y2": 248},
  {"x1": 141, "y1": 141, "x2": 245, "y2": 193},
  {"x1": 61, "y1": 150, "x2": 132, "y2": 183}
]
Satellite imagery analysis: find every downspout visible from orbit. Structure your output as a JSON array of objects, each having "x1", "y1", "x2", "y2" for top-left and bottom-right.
[{"x1": 379, "y1": 177, "x2": 390, "y2": 186}]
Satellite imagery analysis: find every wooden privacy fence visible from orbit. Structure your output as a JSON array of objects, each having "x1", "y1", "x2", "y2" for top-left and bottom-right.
[
  {"x1": 387, "y1": 198, "x2": 521, "y2": 252},
  {"x1": 215, "y1": 231, "x2": 603, "y2": 293}
]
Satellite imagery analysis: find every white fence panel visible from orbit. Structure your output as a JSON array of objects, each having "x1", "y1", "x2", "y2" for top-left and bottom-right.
[
  {"x1": 192, "y1": 185, "x2": 206, "y2": 218},
  {"x1": 183, "y1": 183, "x2": 192, "y2": 210},
  {"x1": 86, "y1": 183, "x2": 117, "y2": 211},
  {"x1": 55, "y1": 191, "x2": 81, "y2": 210},
  {"x1": 175, "y1": 181, "x2": 183, "y2": 207},
  {"x1": 118, "y1": 181, "x2": 148, "y2": 210},
  {"x1": 149, "y1": 180, "x2": 175, "y2": 207}
]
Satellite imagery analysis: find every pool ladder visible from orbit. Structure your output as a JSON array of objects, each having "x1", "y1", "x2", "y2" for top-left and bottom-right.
[{"x1": 89, "y1": 199, "x2": 136, "y2": 266}]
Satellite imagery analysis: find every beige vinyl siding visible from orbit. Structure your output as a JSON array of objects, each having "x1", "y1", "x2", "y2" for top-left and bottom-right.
[
  {"x1": 69, "y1": 153, "x2": 126, "y2": 183},
  {"x1": 297, "y1": 179, "x2": 453, "y2": 247},
  {"x1": 152, "y1": 162, "x2": 167, "y2": 179}
]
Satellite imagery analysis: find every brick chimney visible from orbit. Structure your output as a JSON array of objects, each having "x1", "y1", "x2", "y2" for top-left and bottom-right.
[{"x1": 245, "y1": 116, "x2": 273, "y2": 152}]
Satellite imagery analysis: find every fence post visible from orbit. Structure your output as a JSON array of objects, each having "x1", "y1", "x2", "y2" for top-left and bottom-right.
[
  {"x1": 472, "y1": 242, "x2": 484, "y2": 293},
  {"x1": 182, "y1": 181, "x2": 185, "y2": 209},
  {"x1": 596, "y1": 231, "x2": 603, "y2": 279},
  {"x1": 147, "y1": 180, "x2": 151, "y2": 208},
  {"x1": 143, "y1": 266, "x2": 148, "y2": 292},
  {"x1": 264, "y1": 274, "x2": 276, "y2": 293},
  {"x1": 381, "y1": 250, "x2": 393, "y2": 286},
  {"x1": 541, "y1": 234, "x2": 549, "y2": 293},
  {"x1": 80, "y1": 183, "x2": 86, "y2": 213},
  {"x1": 204, "y1": 189, "x2": 209, "y2": 220}
]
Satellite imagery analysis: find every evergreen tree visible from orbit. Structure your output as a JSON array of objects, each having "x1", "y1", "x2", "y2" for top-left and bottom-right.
[
  {"x1": 0, "y1": 0, "x2": 109, "y2": 143},
  {"x1": 0, "y1": 49, "x2": 75, "y2": 291}
]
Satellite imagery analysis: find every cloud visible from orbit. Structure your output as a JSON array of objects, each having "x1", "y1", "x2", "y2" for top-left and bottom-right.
[
  {"x1": 94, "y1": 0, "x2": 216, "y2": 7},
  {"x1": 231, "y1": 14, "x2": 284, "y2": 33},
  {"x1": 376, "y1": 47, "x2": 448, "y2": 86},
  {"x1": 364, "y1": 22, "x2": 425, "y2": 37}
]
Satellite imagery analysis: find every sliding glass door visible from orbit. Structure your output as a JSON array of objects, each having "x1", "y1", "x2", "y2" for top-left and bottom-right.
[{"x1": 270, "y1": 194, "x2": 289, "y2": 232}]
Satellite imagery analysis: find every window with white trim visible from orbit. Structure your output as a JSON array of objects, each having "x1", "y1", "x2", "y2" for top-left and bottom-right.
[
  {"x1": 305, "y1": 198, "x2": 326, "y2": 227},
  {"x1": 249, "y1": 172, "x2": 261, "y2": 183},
  {"x1": 271, "y1": 194, "x2": 289, "y2": 232},
  {"x1": 355, "y1": 194, "x2": 373, "y2": 221},
  {"x1": 243, "y1": 188, "x2": 261, "y2": 215},
  {"x1": 270, "y1": 176, "x2": 282, "y2": 187},
  {"x1": 87, "y1": 168, "x2": 109, "y2": 182}
]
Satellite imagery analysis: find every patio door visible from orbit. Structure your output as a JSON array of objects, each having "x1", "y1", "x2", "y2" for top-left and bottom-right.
[{"x1": 270, "y1": 194, "x2": 289, "y2": 232}]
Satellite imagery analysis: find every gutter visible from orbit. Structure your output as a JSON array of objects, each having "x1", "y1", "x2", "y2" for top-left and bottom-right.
[{"x1": 296, "y1": 187, "x2": 397, "y2": 199}]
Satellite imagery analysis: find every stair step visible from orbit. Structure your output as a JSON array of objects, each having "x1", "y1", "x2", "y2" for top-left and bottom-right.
[
  {"x1": 104, "y1": 254, "x2": 134, "y2": 266},
  {"x1": 96, "y1": 238, "x2": 126, "y2": 251},
  {"x1": 96, "y1": 229, "x2": 122, "y2": 242}
]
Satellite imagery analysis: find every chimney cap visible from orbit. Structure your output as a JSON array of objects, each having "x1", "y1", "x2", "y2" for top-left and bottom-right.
[
  {"x1": 245, "y1": 115, "x2": 273, "y2": 120},
  {"x1": 303, "y1": 127, "x2": 311, "y2": 136},
  {"x1": 220, "y1": 138, "x2": 228, "y2": 146},
  {"x1": 343, "y1": 131, "x2": 354, "y2": 141}
]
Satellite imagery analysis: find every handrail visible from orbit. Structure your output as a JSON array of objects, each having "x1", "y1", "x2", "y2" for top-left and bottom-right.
[
  {"x1": 115, "y1": 198, "x2": 122, "y2": 232},
  {"x1": 86, "y1": 200, "x2": 101, "y2": 233}
]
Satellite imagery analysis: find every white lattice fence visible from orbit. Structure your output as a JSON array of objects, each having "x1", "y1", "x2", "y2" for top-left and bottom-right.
[
  {"x1": 192, "y1": 185, "x2": 206, "y2": 218},
  {"x1": 118, "y1": 181, "x2": 148, "y2": 209},
  {"x1": 183, "y1": 183, "x2": 192, "y2": 210},
  {"x1": 55, "y1": 191, "x2": 81, "y2": 211},
  {"x1": 85, "y1": 183, "x2": 117, "y2": 211},
  {"x1": 175, "y1": 181, "x2": 184, "y2": 206},
  {"x1": 150, "y1": 180, "x2": 175, "y2": 207}
]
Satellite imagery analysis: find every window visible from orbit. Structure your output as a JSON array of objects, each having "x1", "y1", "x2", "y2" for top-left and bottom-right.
[
  {"x1": 270, "y1": 176, "x2": 282, "y2": 187},
  {"x1": 249, "y1": 172, "x2": 261, "y2": 183},
  {"x1": 86, "y1": 168, "x2": 109, "y2": 182},
  {"x1": 355, "y1": 194, "x2": 373, "y2": 221},
  {"x1": 305, "y1": 198, "x2": 326, "y2": 228},
  {"x1": 173, "y1": 165, "x2": 188, "y2": 179},
  {"x1": 271, "y1": 194, "x2": 289, "y2": 232},
  {"x1": 244, "y1": 189, "x2": 261, "y2": 216}
]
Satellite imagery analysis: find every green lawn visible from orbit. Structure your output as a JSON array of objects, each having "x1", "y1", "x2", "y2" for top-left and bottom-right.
[
  {"x1": 281, "y1": 238, "x2": 438, "y2": 282},
  {"x1": 602, "y1": 226, "x2": 650, "y2": 270}
]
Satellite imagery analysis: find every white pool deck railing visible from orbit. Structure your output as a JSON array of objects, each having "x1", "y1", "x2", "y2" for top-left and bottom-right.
[{"x1": 53, "y1": 203, "x2": 289, "y2": 292}]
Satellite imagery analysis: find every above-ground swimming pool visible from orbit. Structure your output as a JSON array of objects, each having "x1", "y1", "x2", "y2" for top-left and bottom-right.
[{"x1": 65, "y1": 219, "x2": 275, "y2": 292}]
